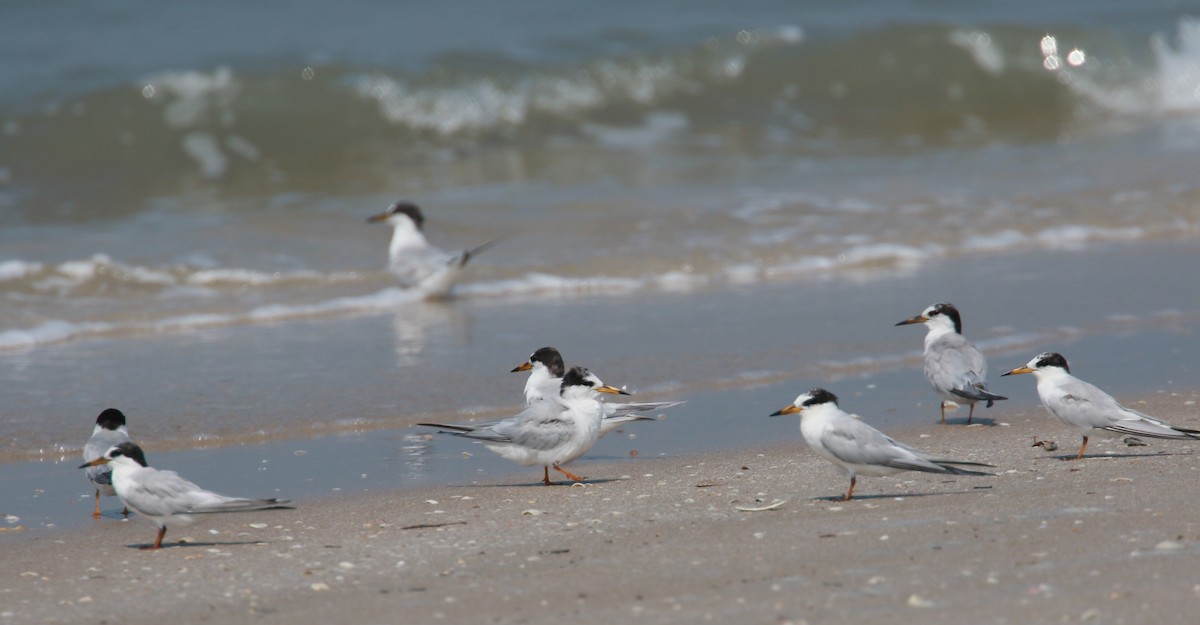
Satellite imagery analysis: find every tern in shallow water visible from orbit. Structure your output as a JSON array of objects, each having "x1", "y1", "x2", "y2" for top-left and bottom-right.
[
  {"x1": 83, "y1": 408, "x2": 133, "y2": 518},
  {"x1": 510, "y1": 346, "x2": 685, "y2": 435},
  {"x1": 1003, "y1": 351, "x2": 1200, "y2": 460},
  {"x1": 80, "y1": 442, "x2": 291, "y2": 549},
  {"x1": 896, "y1": 302, "x2": 1006, "y2": 424},
  {"x1": 367, "y1": 200, "x2": 497, "y2": 298},
  {"x1": 420, "y1": 366, "x2": 628, "y2": 485},
  {"x1": 770, "y1": 388, "x2": 992, "y2": 501}
]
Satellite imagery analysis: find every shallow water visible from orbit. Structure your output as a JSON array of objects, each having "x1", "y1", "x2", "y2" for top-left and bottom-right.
[
  {"x1": 4, "y1": 3, "x2": 1200, "y2": 349},
  {"x1": 3, "y1": 241, "x2": 1198, "y2": 538},
  {"x1": 4, "y1": 0, "x2": 1200, "y2": 540}
]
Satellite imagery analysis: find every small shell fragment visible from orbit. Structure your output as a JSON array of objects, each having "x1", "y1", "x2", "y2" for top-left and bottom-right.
[{"x1": 734, "y1": 499, "x2": 787, "y2": 512}]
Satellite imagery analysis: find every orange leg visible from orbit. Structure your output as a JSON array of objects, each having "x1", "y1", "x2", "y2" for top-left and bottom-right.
[
  {"x1": 542, "y1": 466, "x2": 553, "y2": 486},
  {"x1": 141, "y1": 527, "x2": 166, "y2": 550},
  {"x1": 840, "y1": 476, "x2": 857, "y2": 501},
  {"x1": 1073, "y1": 436, "x2": 1090, "y2": 460},
  {"x1": 553, "y1": 464, "x2": 586, "y2": 483},
  {"x1": 92, "y1": 490, "x2": 102, "y2": 518},
  {"x1": 939, "y1": 402, "x2": 946, "y2": 425}
]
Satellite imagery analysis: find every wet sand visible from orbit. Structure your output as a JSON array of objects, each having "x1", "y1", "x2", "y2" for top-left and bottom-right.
[{"x1": 5, "y1": 392, "x2": 1200, "y2": 625}]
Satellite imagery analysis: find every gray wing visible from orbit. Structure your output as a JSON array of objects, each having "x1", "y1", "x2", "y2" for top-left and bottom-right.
[
  {"x1": 926, "y1": 334, "x2": 990, "y2": 395},
  {"x1": 122, "y1": 468, "x2": 287, "y2": 516},
  {"x1": 603, "y1": 400, "x2": 686, "y2": 418},
  {"x1": 1054, "y1": 378, "x2": 1200, "y2": 439},
  {"x1": 453, "y1": 403, "x2": 576, "y2": 451},
  {"x1": 83, "y1": 429, "x2": 131, "y2": 462},
  {"x1": 119, "y1": 468, "x2": 218, "y2": 517},
  {"x1": 493, "y1": 402, "x2": 577, "y2": 451},
  {"x1": 83, "y1": 429, "x2": 132, "y2": 484},
  {"x1": 389, "y1": 245, "x2": 459, "y2": 288},
  {"x1": 819, "y1": 418, "x2": 948, "y2": 473}
]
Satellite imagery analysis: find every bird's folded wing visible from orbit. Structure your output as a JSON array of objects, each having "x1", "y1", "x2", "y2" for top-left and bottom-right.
[
  {"x1": 120, "y1": 469, "x2": 211, "y2": 517},
  {"x1": 491, "y1": 417, "x2": 575, "y2": 451},
  {"x1": 604, "y1": 400, "x2": 686, "y2": 417}
]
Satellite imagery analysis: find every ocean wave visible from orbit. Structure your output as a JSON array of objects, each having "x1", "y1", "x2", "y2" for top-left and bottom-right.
[
  {"x1": 3, "y1": 19, "x2": 1198, "y2": 196},
  {"x1": 2, "y1": 219, "x2": 1177, "y2": 351},
  {"x1": 0, "y1": 254, "x2": 365, "y2": 295},
  {"x1": 0, "y1": 287, "x2": 424, "y2": 351}
]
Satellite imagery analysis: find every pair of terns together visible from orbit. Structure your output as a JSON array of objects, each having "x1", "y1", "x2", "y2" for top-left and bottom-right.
[
  {"x1": 772, "y1": 349, "x2": 1200, "y2": 501},
  {"x1": 897, "y1": 302, "x2": 1200, "y2": 457},
  {"x1": 81, "y1": 410, "x2": 289, "y2": 550},
  {"x1": 420, "y1": 346, "x2": 684, "y2": 485},
  {"x1": 785, "y1": 302, "x2": 1199, "y2": 500}
]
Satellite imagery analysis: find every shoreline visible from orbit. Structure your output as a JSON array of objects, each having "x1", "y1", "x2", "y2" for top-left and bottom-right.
[{"x1": 5, "y1": 392, "x2": 1200, "y2": 624}]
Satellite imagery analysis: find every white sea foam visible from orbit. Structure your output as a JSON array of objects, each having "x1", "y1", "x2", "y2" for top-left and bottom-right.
[
  {"x1": 948, "y1": 30, "x2": 1006, "y2": 76},
  {"x1": 1035, "y1": 225, "x2": 1143, "y2": 248},
  {"x1": 0, "y1": 320, "x2": 114, "y2": 350},
  {"x1": 1058, "y1": 18, "x2": 1200, "y2": 119},
  {"x1": 354, "y1": 33, "x2": 776, "y2": 136},
  {"x1": 581, "y1": 112, "x2": 690, "y2": 149},
  {"x1": 458, "y1": 273, "x2": 644, "y2": 298},
  {"x1": 181, "y1": 132, "x2": 228, "y2": 179},
  {"x1": 0, "y1": 260, "x2": 42, "y2": 281},
  {"x1": 143, "y1": 66, "x2": 238, "y2": 128},
  {"x1": 841, "y1": 243, "x2": 937, "y2": 266},
  {"x1": 962, "y1": 229, "x2": 1029, "y2": 252}
]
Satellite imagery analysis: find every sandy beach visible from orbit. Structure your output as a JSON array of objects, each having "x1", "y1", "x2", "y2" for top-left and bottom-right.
[
  {"x1": 5, "y1": 392, "x2": 1200, "y2": 625},
  {"x1": 6, "y1": 5, "x2": 1200, "y2": 624}
]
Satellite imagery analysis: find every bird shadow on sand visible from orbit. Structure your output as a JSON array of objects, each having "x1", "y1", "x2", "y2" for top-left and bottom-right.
[
  {"x1": 469, "y1": 477, "x2": 626, "y2": 488},
  {"x1": 1039, "y1": 450, "x2": 1180, "y2": 462},
  {"x1": 92, "y1": 510, "x2": 132, "y2": 520},
  {"x1": 125, "y1": 539, "x2": 272, "y2": 551},
  {"x1": 939, "y1": 416, "x2": 1000, "y2": 427},
  {"x1": 814, "y1": 487, "x2": 992, "y2": 503}
]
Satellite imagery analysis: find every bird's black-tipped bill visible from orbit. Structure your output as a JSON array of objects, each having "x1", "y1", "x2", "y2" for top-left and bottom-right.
[
  {"x1": 596, "y1": 385, "x2": 630, "y2": 396},
  {"x1": 366, "y1": 212, "x2": 389, "y2": 223},
  {"x1": 1001, "y1": 366, "x2": 1035, "y2": 377},
  {"x1": 511, "y1": 362, "x2": 533, "y2": 373},
  {"x1": 895, "y1": 315, "x2": 927, "y2": 326},
  {"x1": 770, "y1": 404, "x2": 802, "y2": 417},
  {"x1": 78, "y1": 457, "x2": 109, "y2": 469}
]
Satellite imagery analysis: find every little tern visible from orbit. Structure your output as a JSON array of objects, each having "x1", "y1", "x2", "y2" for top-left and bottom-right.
[
  {"x1": 510, "y1": 346, "x2": 685, "y2": 434},
  {"x1": 770, "y1": 388, "x2": 992, "y2": 501},
  {"x1": 82, "y1": 408, "x2": 133, "y2": 518},
  {"x1": 896, "y1": 302, "x2": 1006, "y2": 424},
  {"x1": 1003, "y1": 351, "x2": 1200, "y2": 459},
  {"x1": 80, "y1": 442, "x2": 291, "y2": 549},
  {"x1": 420, "y1": 366, "x2": 628, "y2": 485},
  {"x1": 367, "y1": 200, "x2": 497, "y2": 298}
]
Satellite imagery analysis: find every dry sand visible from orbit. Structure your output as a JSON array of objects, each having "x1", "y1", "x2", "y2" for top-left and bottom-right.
[{"x1": 4, "y1": 394, "x2": 1200, "y2": 625}]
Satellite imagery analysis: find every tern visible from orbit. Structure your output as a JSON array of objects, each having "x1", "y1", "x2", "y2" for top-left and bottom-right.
[
  {"x1": 510, "y1": 346, "x2": 685, "y2": 434},
  {"x1": 367, "y1": 200, "x2": 497, "y2": 298},
  {"x1": 770, "y1": 388, "x2": 992, "y2": 500},
  {"x1": 83, "y1": 408, "x2": 133, "y2": 518},
  {"x1": 80, "y1": 442, "x2": 291, "y2": 549},
  {"x1": 896, "y1": 302, "x2": 1006, "y2": 424},
  {"x1": 420, "y1": 366, "x2": 628, "y2": 485},
  {"x1": 1003, "y1": 351, "x2": 1200, "y2": 459}
]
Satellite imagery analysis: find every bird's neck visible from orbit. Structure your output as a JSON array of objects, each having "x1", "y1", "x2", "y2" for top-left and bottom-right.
[
  {"x1": 924, "y1": 322, "x2": 956, "y2": 345},
  {"x1": 108, "y1": 458, "x2": 144, "y2": 480},
  {"x1": 1035, "y1": 368, "x2": 1070, "y2": 387},
  {"x1": 388, "y1": 223, "x2": 430, "y2": 259},
  {"x1": 803, "y1": 404, "x2": 843, "y2": 422},
  {"x1": 526, "y1": 366, "x2": 555, "y2": 401}
]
